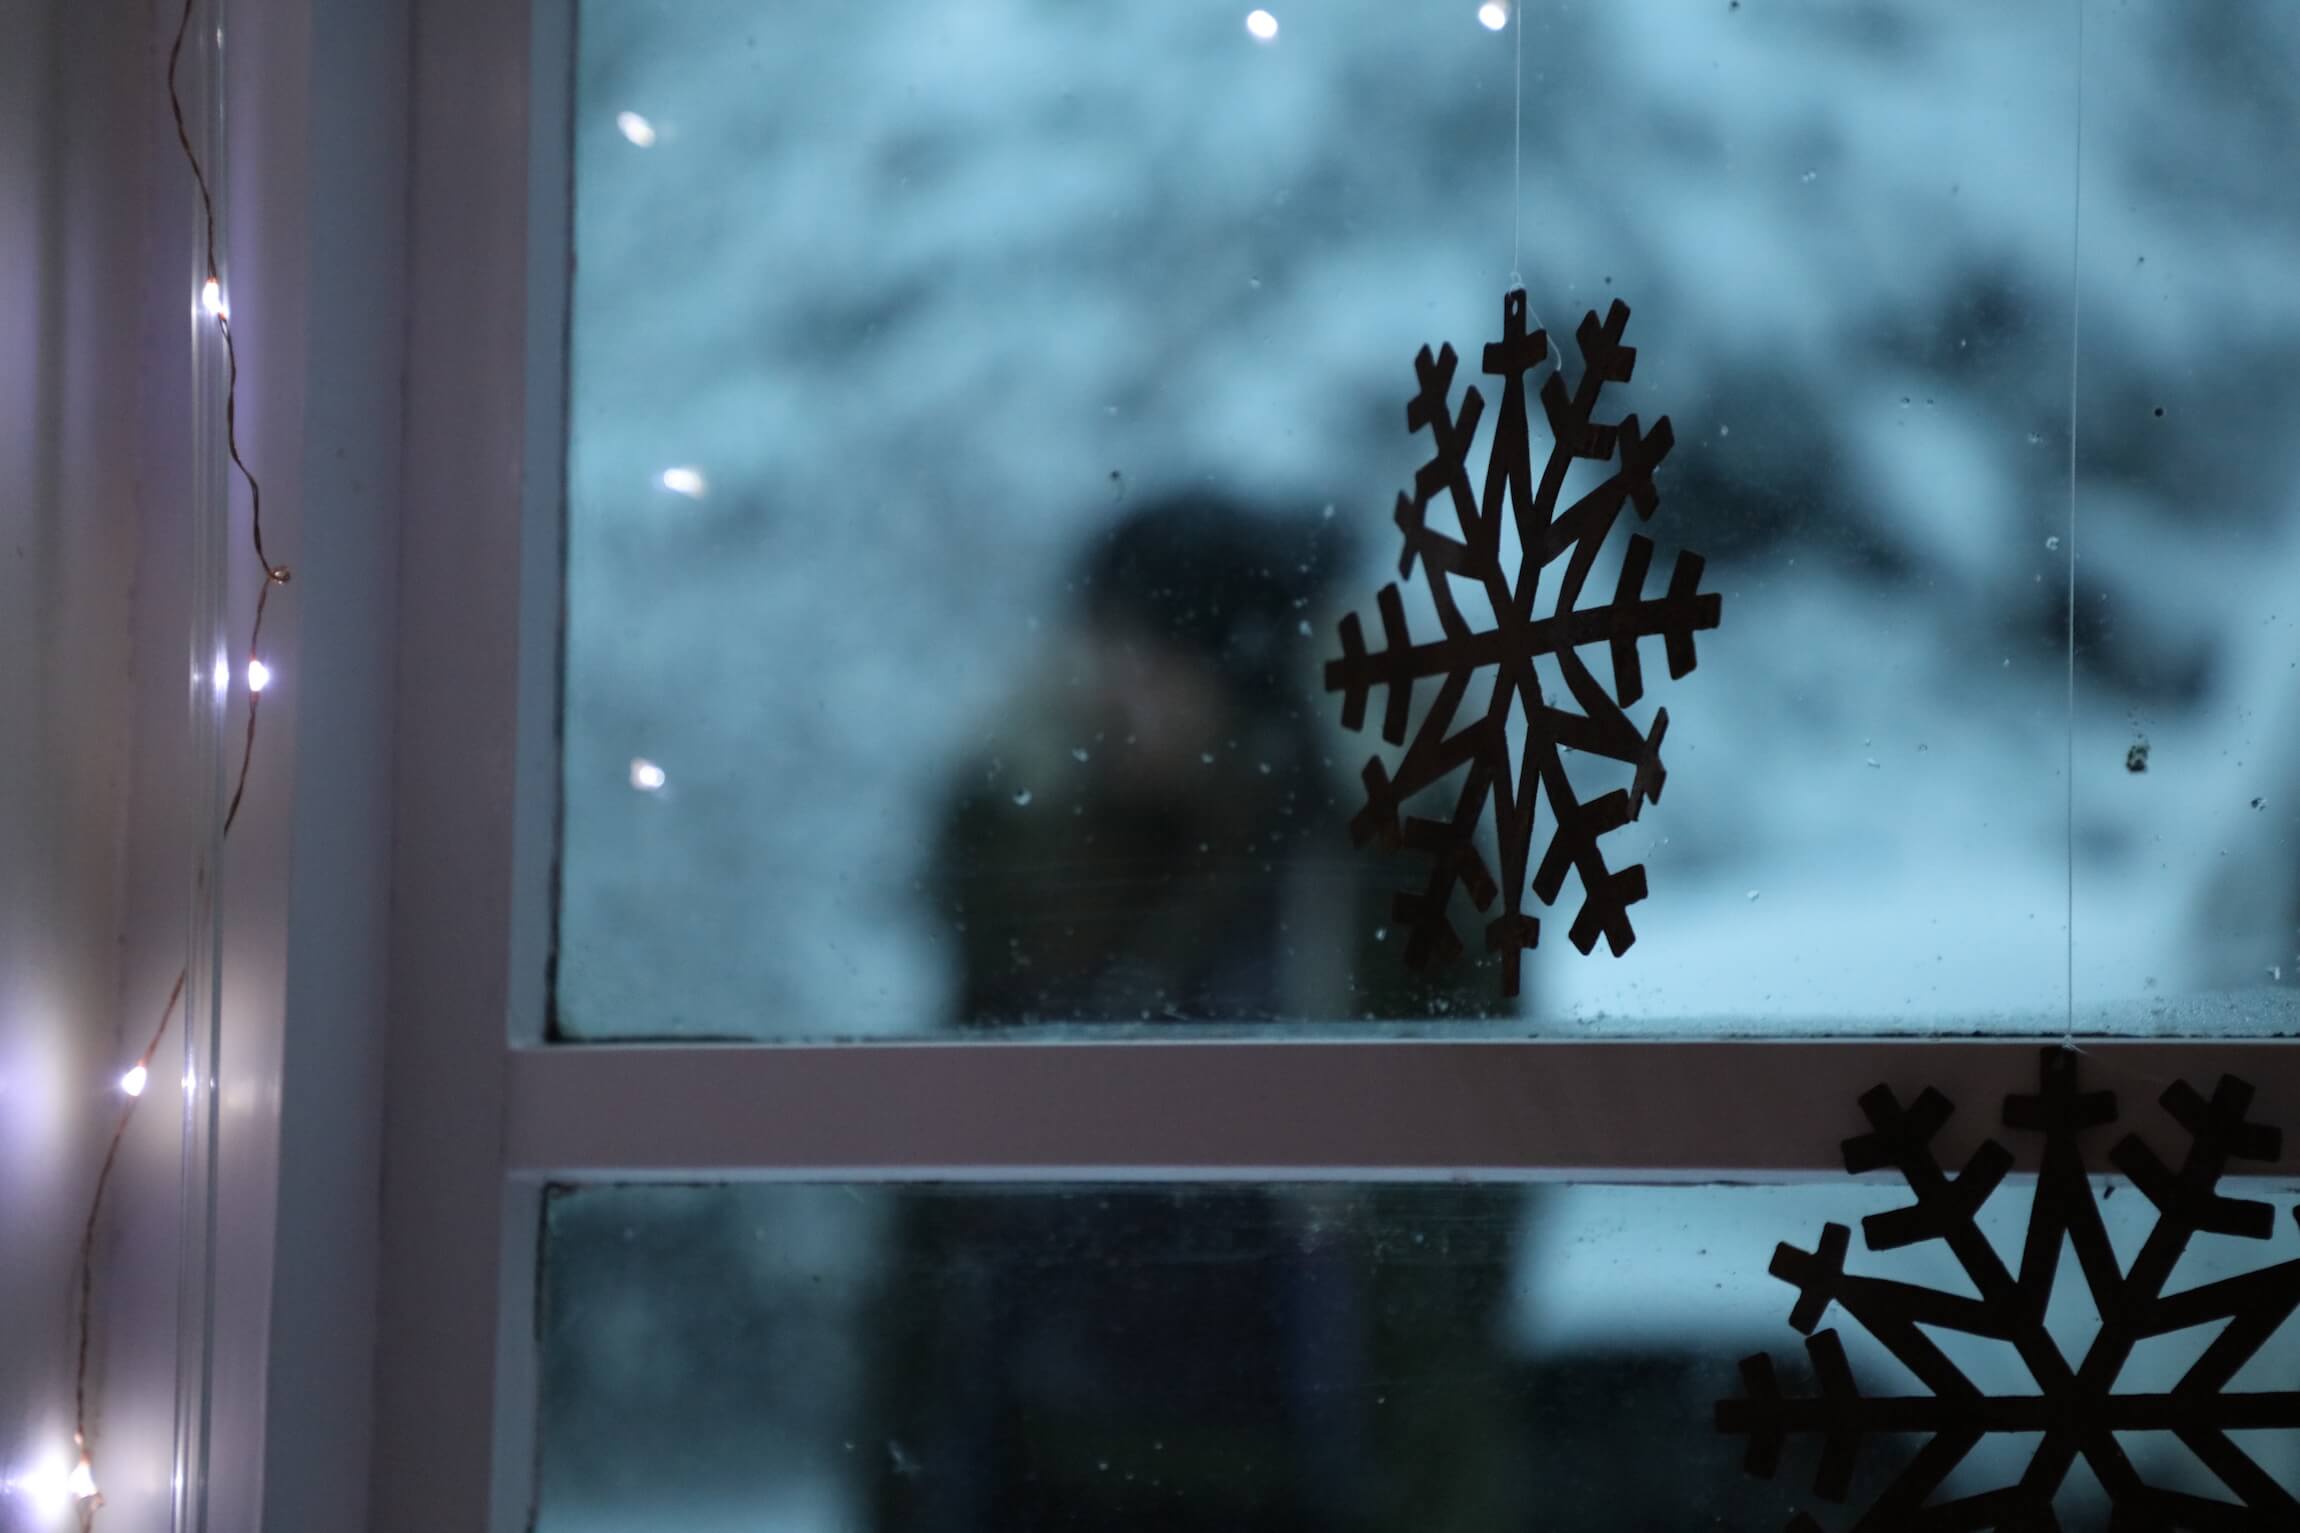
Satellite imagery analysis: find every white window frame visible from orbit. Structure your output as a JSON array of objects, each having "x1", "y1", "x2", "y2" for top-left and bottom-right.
[{"x1": 366, "y1": 2, "x2": 2300, "y2": 1530}]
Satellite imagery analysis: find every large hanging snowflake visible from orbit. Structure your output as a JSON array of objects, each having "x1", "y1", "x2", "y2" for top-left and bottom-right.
[
  {"x1": 1718, "y1": 1047, "x2": 2300, "y2": 1530},
  {"x1": 1325, "y1": 291, "x2": 1720, "y2": 996}
]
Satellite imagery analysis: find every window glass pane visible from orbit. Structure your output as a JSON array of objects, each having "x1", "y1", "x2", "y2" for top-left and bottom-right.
[
  {"x1": 2067, "y1": 6, "x2": 2300, "y2": 1036},
  {"x1": 534, "y1": 1180, "x2": 2300, "y2": 1530},
  {"x1": 560, "y1": 2, "x2": 2278, "y2": 1038}
]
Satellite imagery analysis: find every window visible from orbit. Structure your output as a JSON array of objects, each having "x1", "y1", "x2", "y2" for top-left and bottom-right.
[{"x1": 374, "y1": 2, "x2": 2300, "y2": 1529}]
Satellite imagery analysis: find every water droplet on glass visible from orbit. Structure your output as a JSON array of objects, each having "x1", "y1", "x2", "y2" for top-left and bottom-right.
[
  {"x1": 1746, "y1": 890, "x2": 1761, "y2": 902},
  {"x1": 1321, "y1": 503, "x2": 1335, "y2": 520},
  {"x1": 2027, "y1": 432, "x2": 2044, "y2": 446},
  {"x1": 1298, "y1": 619, "x2": 1312, "y2": 636},
  {"x1": 1374, "y1": 927, "x2": 1389, "y2": 942},
  {"x1": 1072, "y1": 747, "x2": 1090, "y2": 763},
  {"x1": 1800, "y1": 169, "x2": 1817, "y2": 184},
  {"x1": 1012, "y1": 789, "x2": 1034, "y2": 807},
  {"x1": 2046, "y1": 536, "x2": 2061, "y2": 552},
  {"x1": 1201, "y1": 752, "x2": 1216, "y2": 765}
]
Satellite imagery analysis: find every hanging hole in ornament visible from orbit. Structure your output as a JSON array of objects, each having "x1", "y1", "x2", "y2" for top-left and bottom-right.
[
  {"x1": 2110, "y1": 1430, "x2": 2263, "y2": 1505},
  {"x1": 2034, "y1": 1234, "x2": 2103, "y2": 1363},
  {"x1": 1443, "y1": 568, "x2": 1496, "y2": 639},
  {"x1": 1500, "y1": 676, "x2": 1531, "y2": 758}
]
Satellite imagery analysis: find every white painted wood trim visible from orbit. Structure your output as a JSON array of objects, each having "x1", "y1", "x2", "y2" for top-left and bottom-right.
[
  {"x1": 506, "y1": 1038, "x2": 2300, "y2": 1183},
  {"x1": 374, "y1": 0, "x2": 568, "y2": 1529}
]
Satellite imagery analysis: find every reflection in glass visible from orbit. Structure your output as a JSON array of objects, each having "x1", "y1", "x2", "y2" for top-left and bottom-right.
[{"x1": 534, "y1": 1180, "x2": 2300, "y2": 1531}]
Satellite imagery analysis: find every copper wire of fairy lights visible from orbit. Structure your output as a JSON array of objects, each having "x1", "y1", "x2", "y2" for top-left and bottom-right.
[{"x1": 67, "y1": 0, "x2": 291, "y2": 1520}]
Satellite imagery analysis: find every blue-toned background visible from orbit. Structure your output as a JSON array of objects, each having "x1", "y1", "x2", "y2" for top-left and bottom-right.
[
  {"x1": 560, "y1": 0, "x2": 2300, "y2": 1039},
  {"x1": 542, "y1": 3, "x2": 2300, "y2": 1526}
]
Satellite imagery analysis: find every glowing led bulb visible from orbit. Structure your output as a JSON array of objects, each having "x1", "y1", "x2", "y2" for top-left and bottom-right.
[
  {"x1": 200, "y1": 278, "x2": 226, "y2": 318},
  {"x1": 1477, "y1": 1, "x2": 1509, "y2": 29},
  {"x1": 616, "y1": 111, "x2": 658, "y2": 147},
  {"x1": 659, "y1": 466, "x2": 709, "y2": 498},
  {"x1": 1245, "y1": 9, "x2": 1278, "y2": 40},
  {"x1": 5, "y1": 1445, "x2": 91, "y2": 1515},
  {"x1": 247, "y1": 658, "x2": 272, "y2": 693},
  {"x1": 121, "y1": 1064, "x2": 149, "y2": 1097},
  {"x1": 629, "y1": 758, "x2": 668, "y2": 792}
]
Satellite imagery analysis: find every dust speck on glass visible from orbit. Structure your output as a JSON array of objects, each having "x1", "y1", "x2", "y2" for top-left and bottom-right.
[{"x1": 557, "y1": 0, "x2": 2300, "y2": 1040}]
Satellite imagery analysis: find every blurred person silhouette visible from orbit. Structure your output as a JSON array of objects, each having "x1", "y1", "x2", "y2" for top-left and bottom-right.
[
  {"x1": 934, "y1": 493, "x2": 1356, "y2": 1026},
  {"x1": 864, "y1": 492, "x2": 1526, "y2": 1533}
]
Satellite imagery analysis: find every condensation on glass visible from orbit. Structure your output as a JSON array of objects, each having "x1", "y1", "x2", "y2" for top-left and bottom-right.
[
  {"x1": 555, "y1": 0, "x2": 2300, "y2": 1039},
  {"x1": 533, "y1": 1180, "x2": 2300, "y2": 1531}
]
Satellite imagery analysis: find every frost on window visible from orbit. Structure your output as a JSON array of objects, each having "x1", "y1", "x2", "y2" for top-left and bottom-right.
[{"x1": 556, "y1": 0, "x2": 2300, "y2": 1039}]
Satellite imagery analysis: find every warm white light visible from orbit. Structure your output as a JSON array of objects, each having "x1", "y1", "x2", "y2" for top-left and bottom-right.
[
  {"x1": 200, "y1": 277, "x2": 226, "y2": 318},
  {"x1": 5, "y1": 1445, "x2": 86, "y2": 1515},
  {"x1": 121, "y1": 1064, "x2": 148, "y2": 1098},
  {"x1": 616, "y1": 111, "x2": 658, "y2": 147},
  {"x1": 1477, "y1": 1, "x2": 1509, "y2": 29},
  {"x1": 246, "y1": 658, "x2": 272, "y2": 693},
  {"x1": 212, "y1": 654, "x2": 231, "y2": 693},
  {"x1": 629, "y1": 758, "x2": 668, "y2": 792},
  {"x1": 1245, "y1": 9, "x2": 1278, "y2": 40},
  {"x1": 659, "y1": 466, "x2": 709, "y2": 498}
]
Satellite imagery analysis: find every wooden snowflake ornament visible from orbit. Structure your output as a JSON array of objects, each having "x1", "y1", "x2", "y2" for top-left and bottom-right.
[
  {"x1": 1718, "y1": 1047, "x2": 2300, "y2": 1531},
  {"x1": 1325, "y1": 291, "x2": 1721, "y2": 996}
]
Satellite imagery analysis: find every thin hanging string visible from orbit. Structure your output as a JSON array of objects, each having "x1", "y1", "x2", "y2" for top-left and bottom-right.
[
  {"x1": 1508, "y1": 5, "x2": 1522, "y2": 292},
  {"x1": 2062, "y1": 0, "x2": 2085, "y2": 1053},
  {"x1": 1504, "y1": 8, "x2": 1561, "y2": 371}
]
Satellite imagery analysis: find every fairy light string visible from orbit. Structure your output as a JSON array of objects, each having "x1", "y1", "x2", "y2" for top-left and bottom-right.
[{"x1": 67, "y1": 0, "x2": 291, "y2": 1520}]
